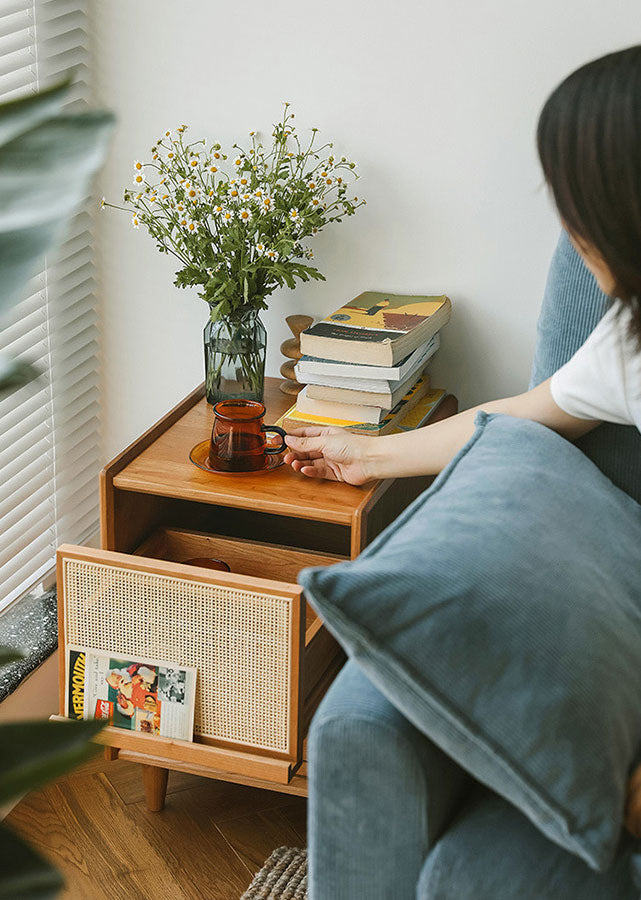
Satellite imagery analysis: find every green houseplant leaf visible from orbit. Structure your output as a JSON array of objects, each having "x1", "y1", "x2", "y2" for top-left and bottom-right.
[
  {"x1": 0, "y1": 719, "x2": 104, "y2": 807},
  {"x1": 0, "y1": 824, "x2": 63, "y2": 900},
  {"x1": 0, "y1": 81, "x2": 115, "y2": 391},
  {"x1": 0, "y1": 647, "x2": 23, "y2": 666}
]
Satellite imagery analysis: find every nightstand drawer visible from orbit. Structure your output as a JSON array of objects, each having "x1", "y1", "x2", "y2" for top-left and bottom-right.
[{"x1": 56, "y1": 530, "x2": 345, "y2": 780}]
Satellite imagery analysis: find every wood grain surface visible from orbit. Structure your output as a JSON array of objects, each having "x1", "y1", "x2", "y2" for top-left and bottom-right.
[{"x1": 7, "y1": 755, "x2": 306, "y2": 899}]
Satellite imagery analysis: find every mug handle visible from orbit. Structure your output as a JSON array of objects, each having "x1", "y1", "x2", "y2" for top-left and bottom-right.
[{"x1": 262, "y1": 424, "x2": 287, "y2": 454}]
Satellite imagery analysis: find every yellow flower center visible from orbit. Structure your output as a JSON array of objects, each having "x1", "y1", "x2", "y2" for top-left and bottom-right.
[
  {"x1": 135, "y1": 175, "x2": 143, "y2": 183},
  {"x1": 191, "y1": 160, "x2": 198, "y2": 167},
  {"x1": 240, "y1": 178, "x2": 248, "y2": 185},
  {"x1": 213, "y1": 152, "x2": 220, "y2": 159},
  {"x1": 231, "y1": 190, "x2": 238, "y2": 197},
  {"x1": 168, "y1": 152, "x2": 174, "y2": 158},
  {"x1": 210, "y1": 166, "x2": 218, "y2": 173}
]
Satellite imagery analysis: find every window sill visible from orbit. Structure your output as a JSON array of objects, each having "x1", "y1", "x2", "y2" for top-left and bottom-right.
[{"x1": 0, "y1": 589, "x2": 57, "y2": 703}]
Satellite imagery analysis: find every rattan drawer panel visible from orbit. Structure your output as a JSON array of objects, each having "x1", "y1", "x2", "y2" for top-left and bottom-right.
[{"x1": 57, "y1": 544, "x2": 310, "y2": 763}]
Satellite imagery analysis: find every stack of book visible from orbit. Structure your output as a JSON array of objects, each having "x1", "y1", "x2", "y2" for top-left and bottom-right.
[{"x1": 280, "y1": 292, "x2": 452, "y2": 436}]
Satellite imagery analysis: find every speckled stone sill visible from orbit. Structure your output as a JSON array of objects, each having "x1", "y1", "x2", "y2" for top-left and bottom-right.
[{"x1": 0, "y1": 589, "x2": 58, "y2": 703}]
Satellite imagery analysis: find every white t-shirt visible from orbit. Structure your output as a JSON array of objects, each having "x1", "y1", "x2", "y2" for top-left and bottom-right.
[{"x1": 550, "y1": 301, "x2": 641, "y2": 430}]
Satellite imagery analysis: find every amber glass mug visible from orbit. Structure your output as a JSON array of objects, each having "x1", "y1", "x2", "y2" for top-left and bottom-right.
[{"x1": 209, "y1": 400, "x2": 287, "y2": 473}]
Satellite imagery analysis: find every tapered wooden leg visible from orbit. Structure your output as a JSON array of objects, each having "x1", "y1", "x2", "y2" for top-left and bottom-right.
[{"x1": 141, "y1": 764, "x2": 169, "y2": 812}]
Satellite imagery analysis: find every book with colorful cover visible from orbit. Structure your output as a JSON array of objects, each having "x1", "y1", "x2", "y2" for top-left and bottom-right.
[
  {"x1": 65, "y1": 646, "x2": 197, "y2": 741},
  {"x1": 279, "y1": 379, "x2": 446, "y2": 436},
  {"x1": 300, "y1": 292, "x2": 451, "y2": 366}
]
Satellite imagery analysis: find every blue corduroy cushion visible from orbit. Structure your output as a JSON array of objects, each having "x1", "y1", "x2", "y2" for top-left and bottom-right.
[
  {"x1": 299, "y1": 412, "x2": 641, "y2": 872},
  {"x1": 417, "y1": 786, "x2": 639, "y2": 899}
]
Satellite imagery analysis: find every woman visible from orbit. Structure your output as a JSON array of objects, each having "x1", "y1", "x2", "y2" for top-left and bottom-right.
[{"x1": 284, "y1": 46, "x2": 641, "y2": 485}]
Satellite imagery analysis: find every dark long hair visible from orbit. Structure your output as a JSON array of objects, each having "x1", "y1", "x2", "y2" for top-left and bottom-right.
[{"x1": 537, "y1": 46, "x2": 641, "y2": 341}]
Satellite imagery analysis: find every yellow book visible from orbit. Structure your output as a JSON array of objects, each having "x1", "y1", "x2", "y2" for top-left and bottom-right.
[{"x1": 278, "y1": 379, "x2": 446, "y2": 436}]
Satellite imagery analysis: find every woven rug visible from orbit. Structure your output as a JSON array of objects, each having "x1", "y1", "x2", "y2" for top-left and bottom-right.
[{"x1": 241, "y1": 847, "x2": 307, "y2": 899}]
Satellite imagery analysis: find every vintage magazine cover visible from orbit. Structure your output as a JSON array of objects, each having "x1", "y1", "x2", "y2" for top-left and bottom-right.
[{"x1": 65, "y1": 646, "x2": 197, "y2": 742}]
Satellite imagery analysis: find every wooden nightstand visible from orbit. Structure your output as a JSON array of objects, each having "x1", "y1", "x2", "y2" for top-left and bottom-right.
[{"x1": 56, "y1": 378, "x2": 457, "y2": 811}]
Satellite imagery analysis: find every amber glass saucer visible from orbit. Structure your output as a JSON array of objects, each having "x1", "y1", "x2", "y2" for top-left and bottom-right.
[{"x1": 188, "y1": 440, "x2": 285, "y2": 476}]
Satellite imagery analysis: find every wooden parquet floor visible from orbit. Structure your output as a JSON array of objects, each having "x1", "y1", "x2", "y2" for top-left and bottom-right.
[{"x1": 6, "y1": 754, "x2": 307, "y2": 900}]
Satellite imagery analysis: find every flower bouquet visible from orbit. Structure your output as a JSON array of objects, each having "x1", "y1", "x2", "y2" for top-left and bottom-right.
[{"x1": 104, "y1": 104, "x2": 365, "y2": 403}]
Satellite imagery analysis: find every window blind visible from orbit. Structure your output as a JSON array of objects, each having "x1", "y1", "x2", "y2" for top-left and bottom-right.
[{"x1": 0, "y1": 0, "x2": 99, "y2": 610}]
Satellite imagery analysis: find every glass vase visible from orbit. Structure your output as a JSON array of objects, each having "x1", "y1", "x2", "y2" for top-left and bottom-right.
[{"x1": 203, "y1": 308, "x2": 267, "y2": 405}]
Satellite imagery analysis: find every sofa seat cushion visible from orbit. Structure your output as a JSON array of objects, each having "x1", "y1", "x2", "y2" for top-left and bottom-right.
[
  {"x1": 299, "y1": 412, "x2": 641, "y2": 871},
  {"x1": 417, "y1": 786, "x2": 639, "y2": 900}
]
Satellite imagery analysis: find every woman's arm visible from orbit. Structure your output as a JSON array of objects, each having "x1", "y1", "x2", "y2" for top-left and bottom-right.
[{"x1": 283, "y1": 377, "x2": 601, "y2": 483}]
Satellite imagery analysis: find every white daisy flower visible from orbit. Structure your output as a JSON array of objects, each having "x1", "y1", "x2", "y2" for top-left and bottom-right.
[
  {"x1": 262, "y1": 196, "x2": 274, "y2": 211},
  {"x1": 310, "y1": 197, "x2": 321, "y2": 207},
  {"x1": 132, "y1": 215, "x2": 140, "y2": 229},
  {"x1": 254, "y1": 188, "x2": 264, "y2": 199},
  {"x1": 239, "y1": 207, "x2": 251, "y2": 223},
  {"x1": 233, "y1": 156, "x2": 242, "y2": 166},
  {"x1": 241, "y1": 192, "x2": 252, "y2": 202},
  {"x1": 179, "y1": 216, "x2": 189, "y2": 228},
  {"x1": 213, "y1": 205, "x2": 224, "y2": 214},
  {"x1": 289, "y1": 207, "x2": 300, "y2": 222},
  {"x1": 133, "y1": 160, "x2": 143, "y2": 171},
  {"x1": 265, "y1": 248, "x2": 279, "y2": 261},
  {"x1": 239, "y1": 176, "x2": 249, "y2": 187},
  {"x1": 306, "y1": 249, "x2": 314, "y2": 259},
  {"x1": 256, "y1": 242, "x2": 266, "y2": 254},
  {"x1": 210, "y1": 165, "x2": 219, "y2": 174},
  {"x1": 185, "y1": 186, "x2": 199, "y2": 201},
  {"x1": 229, "y1": 188, "x2": 240, "y2": 199},
  {"x1": 132, "y1": 172, "x2": 145, "y2": 186},
  {"x1": 221, "y1": 209, "x2": 234, "y2": 223},
  {"x1": 229, "y1": 179, "x2": 238, "y2": 187},
  {"x1": 186, "y1": 220, "x2": 197, "y2": 233}
]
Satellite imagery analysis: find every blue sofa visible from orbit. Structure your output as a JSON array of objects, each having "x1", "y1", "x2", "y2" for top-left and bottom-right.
[{"x1": 307, "y1": 232, "x2": 641, "y2": 899}]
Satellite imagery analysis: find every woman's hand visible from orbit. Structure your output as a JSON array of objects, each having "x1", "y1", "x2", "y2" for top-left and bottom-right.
[{"x1": 284, "y1": 427, "x2": 373, "y2": 484}]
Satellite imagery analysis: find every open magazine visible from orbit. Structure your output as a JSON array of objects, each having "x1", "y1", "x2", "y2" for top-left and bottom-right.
[{"x1": 65, "y1": 646, "x2": 197, "y2": 742}]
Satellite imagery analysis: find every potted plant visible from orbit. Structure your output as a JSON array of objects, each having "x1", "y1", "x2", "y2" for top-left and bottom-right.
[{"x1": 104, "y1": 104, "x2": 365, "y2": 404}]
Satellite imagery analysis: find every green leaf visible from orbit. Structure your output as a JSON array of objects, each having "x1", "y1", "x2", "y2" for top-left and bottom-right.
[
  {"x1": 0, "y1": 646, "x2": 23, "y2": 666},
  {"x1": 0, "y1": 83, "x2": 115, "y2": 393},
  {"x1": 0, "y1": 824, "x2": 63, "y2": 900},
  {"x1": 0, "y1": 79, "x2": 70, "y2": 149},
  {"x1": 0, "y1": 356, "x2": 42, "y2": 400},
  {"x1": 0, "y1": 720, "x2": 104, "y2": 806},
  {"x1": 0, "y1": 109, "x2": 115, "y2": 322}
]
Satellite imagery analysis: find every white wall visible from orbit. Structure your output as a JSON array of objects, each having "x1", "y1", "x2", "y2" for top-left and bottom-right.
[{"x1": 92, "y1": 0, "x2": 638, "y2": 459}]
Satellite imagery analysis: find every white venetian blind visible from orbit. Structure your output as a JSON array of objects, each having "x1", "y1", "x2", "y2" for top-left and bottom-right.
[{"x1": 0, "y1": 0, "x2": 99, "y2": 610}]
